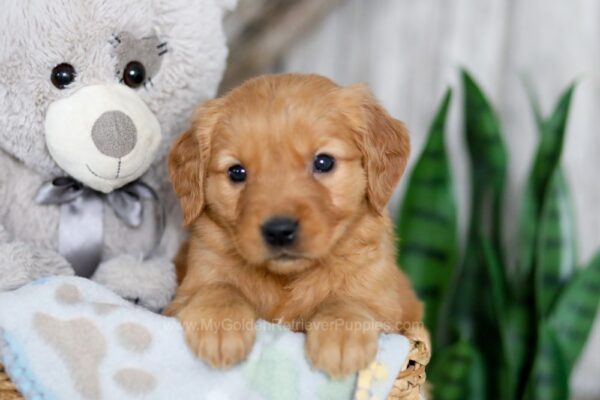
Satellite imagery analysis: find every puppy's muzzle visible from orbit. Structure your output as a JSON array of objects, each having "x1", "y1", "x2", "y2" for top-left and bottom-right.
[{"x1": 261, "y1": 216, "x2": 298, "y2": 247}]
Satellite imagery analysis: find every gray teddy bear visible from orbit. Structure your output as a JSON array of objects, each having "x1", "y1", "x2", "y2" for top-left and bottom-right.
[{"x1": 0, "y1": 0, "x2": 235, "y2": 311}]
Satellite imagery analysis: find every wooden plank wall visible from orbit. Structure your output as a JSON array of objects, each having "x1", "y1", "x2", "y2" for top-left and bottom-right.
[{"x1": 266, "y1": 0, "x2": 600, "y2": 397}]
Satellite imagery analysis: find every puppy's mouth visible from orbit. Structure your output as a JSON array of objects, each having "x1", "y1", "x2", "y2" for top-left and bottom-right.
[
  {"x1": 274, "y1": 254, "x2": 299, "y2": 261},
  {"x1": 270, "y1": 250, "x2": 305, "y2": 262},
  {"x1": 264, "y1": 251, "x2": 316, "y2": 275}
]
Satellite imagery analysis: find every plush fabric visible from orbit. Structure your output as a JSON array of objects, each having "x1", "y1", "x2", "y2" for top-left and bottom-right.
[
  {"x1": 0, "y1": 277, "x2": 411, "y2": 400},
  {"x1": 0, "y1": 0, "x2": 234, "y2": 311},
  {"x1": 44, "y1": 84, "x2": 162, "y2": 193}
]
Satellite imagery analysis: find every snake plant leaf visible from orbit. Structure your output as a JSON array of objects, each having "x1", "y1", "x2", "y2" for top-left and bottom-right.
[
  {"x1": 524, "y1": 323, "x2": 569, "y2": 400},
  {"x1": 506, "y1": 301, "x2": 536, "y2": 397},
  {"x1": 445, "y1": 70, "x2": 508, "y2": 333},
  {"x1": 535, "y1": 169, "x2": 577, "y2": 317},
  {"x1": 397, "y1": 89, "x2": 457, "y2": 337},
  {"x1": 517, "y1": 83, "x2": 576, "y2": 286},
  {"x1": 447, "y1": 71, "x2": 508, "y2": 341},
  {"x1": 482, "y1": 238, "x2": 508, "y2": 316},
  {"x1": 462, "y1": 70, "x2": 508, "y2": 253},
  {"x1": 515, "y1": 82, "x2": 576, "y2": 396},
  {"x1": 482, "y1": 240, "x2": 514, "y2": 400},
  {"x1": 443, "y1": 70, "x2": 509, "y2": 398},
  {"x1": 429, "y1": 341, "x2": 486, "y2": 400},
  {"x1": 523, "y1": 77, "x2": 544, "y2": 130},
  {"x1": 550, "y1": 251, "x2": 600, "y2": 370}
]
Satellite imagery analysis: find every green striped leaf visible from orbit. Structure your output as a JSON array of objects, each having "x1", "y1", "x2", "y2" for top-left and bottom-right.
[
  {"x1": 518, "y1": 84, "x2": 576, "y2": 285},
  {"x1": 535, "y1": 169, "x2": 577, "y2": 317},
  {"x1": 482, "y1": 240, "x2": 514, "y2": 400},
  {"x1": 523, "y1": 77, "x2": 544, "y2": 129},
  {"x1": 524, "y1": 323, "x2": 569, "y2": 400},
  {"x1": 447, "y1": 71, "x2": 508, "y2": 341},
  {"x1": 462, "y1": 71, "x2": 507, "y2": 253},
  {"x1": 442, "y1": 71, "x2": 509, "y2": 399},
  {"x1": 397, "y1": 89, "x2": 457, "y2": 337},
  {"x1": 550, "y1": 252, "x2": 600, "y2": 370},
  {"x1": 506, "y1": 302, "x2": 536, "y2": 396},
  {"x1": 429, "y1": 341, "x2": 486, "y2": 400},
  {"x1": 515, "y1": 82, "x2": 576, "y2": 397},
  {"x1": 482, "y1": 238, "x2": 508, "y2": 318}
]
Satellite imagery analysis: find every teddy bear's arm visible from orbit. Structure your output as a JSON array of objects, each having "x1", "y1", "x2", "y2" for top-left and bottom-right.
[
  {"x1": 92, "y1": 255, "x2": 176, "y2": 312},
  {"x1": 0, "y1": 210, "x2": 73, "y2": 292},
  {"x1": 0, "y1": 156, "x2": 74, "y2": 291},
  {"x1": 90, "y1": 191, "x2": 182, "y2": 312},
  {"x1": 0, "y1": 239, "x2": 75, "y2": 291}
]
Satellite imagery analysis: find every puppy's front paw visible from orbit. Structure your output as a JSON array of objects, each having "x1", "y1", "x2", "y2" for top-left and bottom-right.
[
  {"x1": 306, "y1": 316, "x2": 379, "y2": 377},
  {"x1": 178, "y1": 306, "x2": 256, "y2": 368}
]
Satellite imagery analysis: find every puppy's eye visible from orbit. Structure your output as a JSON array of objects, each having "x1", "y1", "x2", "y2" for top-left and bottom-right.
[
  {"x1": 228, "y1": 164, "x2": 247, "y2": 183},
  {"x1": 50, "y1": 63, "x2": 76, "y2": 89},
  {"x1": 313, "y1": 154, "x2": 335, "y2": 173},
  {"x1": 123, "y1": 61, "x2": 146, "y2": 88}
]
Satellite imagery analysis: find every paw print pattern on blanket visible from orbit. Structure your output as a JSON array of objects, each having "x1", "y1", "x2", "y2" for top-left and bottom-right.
[
  {"x1": 33, "y1": 314, "x2": 106, "y2": 400},
  {"x1": 113, "y1": 368, "x2": 157, "y2": 396},
  {"x1": 54, "y1": 283, "x2": 81, "y2": 304},
  {"x1": 33, "y1": 283, "x2": 158, "y2": 399},
  {"x1": 116, "y1": 322, "x2": 153, "y2": 353},
  {"x1": 0, "y1": 277, "x2": 412, "y2": 400}
]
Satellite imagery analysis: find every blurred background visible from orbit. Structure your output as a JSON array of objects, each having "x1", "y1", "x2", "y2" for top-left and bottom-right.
[{"x1": 222, "y1": 1, "x2": 600, "y2": 398}]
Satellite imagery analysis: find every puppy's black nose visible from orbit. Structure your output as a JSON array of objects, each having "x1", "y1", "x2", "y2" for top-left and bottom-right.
[{"x1": 261, "y1": 217, "x2": 298, "y2": 247}]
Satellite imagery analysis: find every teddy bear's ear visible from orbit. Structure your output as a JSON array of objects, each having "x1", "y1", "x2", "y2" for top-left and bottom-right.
[
  {"x1": 214, "y1": 0, "x2": 238, "y2": 12},
  {"x1": 0, "y1": 2, "x2": 18, "y2": 63}
]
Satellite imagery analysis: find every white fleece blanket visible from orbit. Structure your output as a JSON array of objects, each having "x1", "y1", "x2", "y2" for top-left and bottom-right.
[{"x1": 0, "y1": 277, "x2": 410, "y2": 400}]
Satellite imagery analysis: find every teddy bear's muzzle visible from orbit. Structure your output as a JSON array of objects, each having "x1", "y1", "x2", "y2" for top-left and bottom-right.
[
  {"x1": 91, "y1": 111, "x2": 138, "y2": 159},
  {"x1": 44, "y1": 84, "x2": 162, "y2": 193}
]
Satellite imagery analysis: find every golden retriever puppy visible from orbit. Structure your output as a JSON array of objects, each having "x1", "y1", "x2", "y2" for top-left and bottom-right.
[{"x1": 166, "y1": 74, "x2": 423, "y2": 377}]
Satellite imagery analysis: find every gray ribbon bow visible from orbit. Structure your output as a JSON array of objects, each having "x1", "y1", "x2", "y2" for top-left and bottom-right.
[{"x1": 35, "y1": 177, "x2": 164, "y2": 278}]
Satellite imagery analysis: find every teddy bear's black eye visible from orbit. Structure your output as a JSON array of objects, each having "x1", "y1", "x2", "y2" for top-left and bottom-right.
[
  {"x1": 228, "y1": 164, "x2": 247, "y2": 183},
  {"x1": 50, "y1": 63, "x2": 76, "y2": 89},
  {"x1": 123, "y1": 61, "x2": 146, "y2": 88},
  {"x1": 313, "y1": 154, "x2": 335, "y2": 173}
]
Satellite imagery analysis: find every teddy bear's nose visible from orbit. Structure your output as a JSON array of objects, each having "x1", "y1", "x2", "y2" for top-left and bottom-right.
[{"x1": 91, "y1": 110, "x2": 137, "y2": 158}]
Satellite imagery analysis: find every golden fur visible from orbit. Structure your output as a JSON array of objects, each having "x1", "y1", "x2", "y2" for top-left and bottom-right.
[{"x1": 166, "y1": 74, "x2": 423, "y2": 377}]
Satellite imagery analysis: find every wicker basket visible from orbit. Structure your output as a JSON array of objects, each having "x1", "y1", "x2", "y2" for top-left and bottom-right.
[
  {"x1": 0, "y1": 363, "x2": 20, "y2": 400},
  {"x1": 388, "y1": 326, "x2": 431, "y2": 400},
  {"x1": 0, "y1": 327, "x2": 430, "y2": 400}
]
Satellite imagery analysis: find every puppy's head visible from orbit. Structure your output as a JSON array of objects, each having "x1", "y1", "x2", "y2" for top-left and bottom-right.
[{"x1": 169, "y1": 74, "x2": 410, "y2": 274}]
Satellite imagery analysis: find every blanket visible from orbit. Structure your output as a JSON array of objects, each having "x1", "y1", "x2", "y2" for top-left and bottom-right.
[{"x1": 0, "y1": 277, "x2": 411, "y2": 400}]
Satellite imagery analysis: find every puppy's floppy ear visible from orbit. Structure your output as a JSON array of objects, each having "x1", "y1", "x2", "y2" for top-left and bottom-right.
[
  {"x1": 168, "y1": 129, "x2": 203, "y2": 225},
  {"x1": 343, "y1": 84, "x2": 411, "y2": 213},
  {"x1": 168, "y1": 99, "x2": 222, "y2": 225}
]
